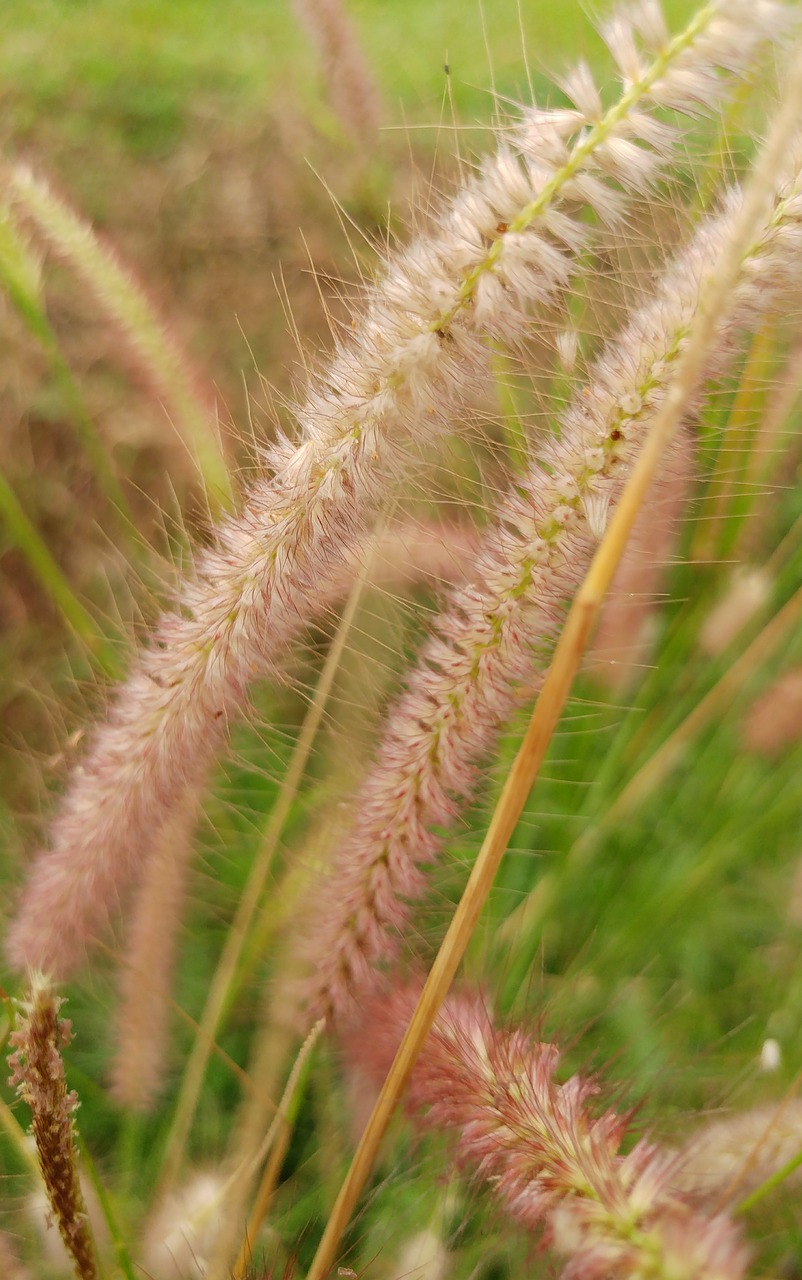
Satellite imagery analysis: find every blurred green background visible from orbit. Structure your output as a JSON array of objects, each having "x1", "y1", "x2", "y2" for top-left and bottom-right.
[{"x1": 2, "y1": 2, "x2": 802, "y2": 1276}]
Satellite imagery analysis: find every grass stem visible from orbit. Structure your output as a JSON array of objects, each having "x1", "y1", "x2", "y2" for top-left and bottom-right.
[{"x1": 304, "y1": 44, "x2": 802, "y2": 1273}]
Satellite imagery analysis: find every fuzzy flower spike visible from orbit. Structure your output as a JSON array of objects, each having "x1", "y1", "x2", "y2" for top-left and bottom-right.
[
  {"x1": 6, "y1": 0, "x2": 789, "y2": 979},
  {"x1": 352, "y1": 984, "x2": 749, "y2": 1280},
  {"x1": 299, "y1": 137, "x2": 802, "y2": 1023},
  {"x1": 7, "y1": 975, "x2": 99, "y2": 1280}
]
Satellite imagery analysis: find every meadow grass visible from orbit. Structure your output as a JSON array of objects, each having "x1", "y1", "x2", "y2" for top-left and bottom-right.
[
  {"x1": 2, "y1": 1, "x2": 802, "y2": 1278},
  {"x1": 0, "y1": 0, "x2": 700, "y2": 141}
]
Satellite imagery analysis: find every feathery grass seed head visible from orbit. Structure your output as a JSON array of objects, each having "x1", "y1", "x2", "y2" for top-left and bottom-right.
[
  {"x1": 350, "y1": 983, "x2": 749, "y2": 1280},
  {"x1": 299, "y1": 145, "x2": 802, "y2": 1024},
  {"x1": 7, "y1": 975, "x2": 99, "y2": 1280},
  {"x1": 5, "y1": 0, "x2": 792, "y2": 984}
]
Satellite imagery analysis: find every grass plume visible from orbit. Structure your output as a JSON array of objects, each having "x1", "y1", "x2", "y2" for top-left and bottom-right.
[
  {"x1": 7, "y1": 976, "x2": 99, "y2": 1280},
  {"x1": 2, "y1": 2, "x2": 802, "y2": 1278},
  {"x1": 350, "y1": 982, "x2": 749, "y2": 1280},
  {"x1": 6, "y1": 0, "x2": 786, "y2": 983}
]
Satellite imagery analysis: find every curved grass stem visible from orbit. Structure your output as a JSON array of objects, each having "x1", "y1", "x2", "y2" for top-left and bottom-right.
[
  {"x1": 157, "y1": 518, "x2": 388, "y2": 1197},
  {"x1": 0, "y1": 467, "x2": 120, "y2": 678},
  {"x1": 303, "y1": 44, "x2": 802, "y2": 1274}
]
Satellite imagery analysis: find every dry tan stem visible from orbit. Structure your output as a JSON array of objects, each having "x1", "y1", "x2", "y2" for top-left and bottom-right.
[
  {"x1": 209, "y1": 1020, "x2": 324, "y2": 1280},
  {"x1": 303, "y1": 40, "x2": 802, "y2": 1280},
  {"x1": 157, "y1": 531, "x2": 384, "y2": 1198}
]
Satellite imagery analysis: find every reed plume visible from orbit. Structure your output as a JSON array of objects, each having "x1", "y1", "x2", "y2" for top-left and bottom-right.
[
  {"x1": 107, "y1": 791, "x2": 200, "y2": 1111},
  {"x1": 675, "y1": 1101, "x2": 802, "y2": 1202},
  {"x1": 8, "y1": 0, "x2": 782, "y2": 981},
  {"x1": 742, "y1": 665, "x2": 802, "y2": 756},
  {"x1": 591, "y1": 432, "x2": 694, "y2": 690},
  {"x1": 5, "y1": 163, "x2": 232, "y2": 507}
]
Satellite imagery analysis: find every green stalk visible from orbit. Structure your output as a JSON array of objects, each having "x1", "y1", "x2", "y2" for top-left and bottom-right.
[
  {"x1": 77, "y1": 1136, "x2": 137, "y2": 1280},
  {"x1": 8, "y1": 167, "x2": 233, "y2": 512},
  {"x1": 0, "y1": 467, "x2": 119, "y2": 677},
  {"x1": 737, "y1": 1147, "x2": 802, "y2": 1214},
  {"x1": 0, "y1": 205, "x2": 137, "y2": 535}
]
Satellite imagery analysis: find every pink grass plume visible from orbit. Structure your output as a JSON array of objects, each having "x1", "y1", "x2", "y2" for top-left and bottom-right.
[
  {"x1": 5, "y1": 0, "x2": 789, "y2": 980},
  {"x1": 299, "y1": 146, "x2": 802, "y2": 1024},
  {"x1": 350, "y1": 982, "x2": 749, "y2": 1280}
]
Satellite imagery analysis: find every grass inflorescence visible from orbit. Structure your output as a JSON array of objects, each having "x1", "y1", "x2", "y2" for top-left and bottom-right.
[{"x1": 2, "y1": 2, "x2": 802, "y2": 1278}]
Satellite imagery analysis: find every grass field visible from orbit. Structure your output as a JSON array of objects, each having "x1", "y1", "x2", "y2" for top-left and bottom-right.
[{"x1": 1, "y1": 2, "x2": 802, "y2": 1278}]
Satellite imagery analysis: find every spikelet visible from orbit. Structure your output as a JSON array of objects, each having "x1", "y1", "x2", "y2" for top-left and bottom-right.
[{"x1": 6, "y1": 0, "x2": 789, "y2": 979}]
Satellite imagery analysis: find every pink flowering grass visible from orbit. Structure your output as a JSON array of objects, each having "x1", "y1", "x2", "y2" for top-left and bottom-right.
[
  {"x1": 348, "y1": 981, "x2": 749, "y2": 1280},
  {"x1": 2, "y1": 3, "x2": 802, "y2": 1279},
  {"x1": 5, "y1": 0, "x2": 787, "y2": 982},
  {"x1": 297, "y1": 150, "x2": 802, "y2": 1025}
]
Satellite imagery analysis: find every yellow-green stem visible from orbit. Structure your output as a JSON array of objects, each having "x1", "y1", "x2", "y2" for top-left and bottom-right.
[{"x1": 304, "y1": 42, "x2": 802, "y2": 1278}]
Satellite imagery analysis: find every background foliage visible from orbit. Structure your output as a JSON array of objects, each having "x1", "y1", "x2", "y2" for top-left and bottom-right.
[{"x1": 1, "y1": 1, "x2": 801, "y2": 1277}]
